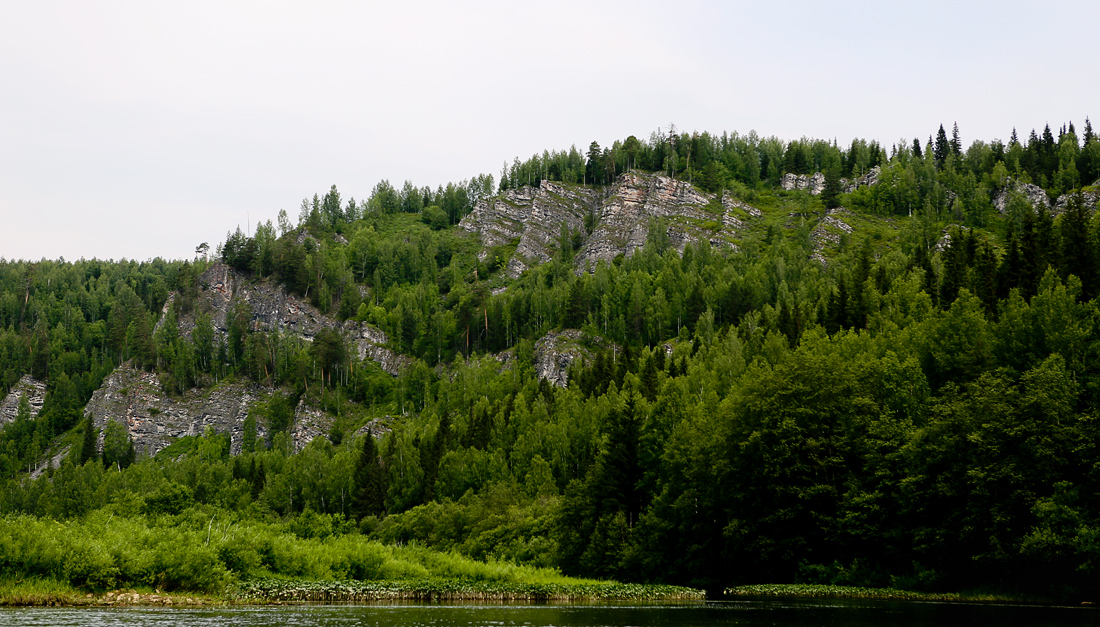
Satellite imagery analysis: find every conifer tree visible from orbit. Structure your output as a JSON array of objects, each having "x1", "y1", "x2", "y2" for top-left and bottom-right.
[
  {"x1": 79, "y1": 416, "x2": 97, "y2": 465},
  {"x1": 353, "y1": 430, "x2": 387, "y2": 519},
  {"x1": 934, "y1": 124, "x2": 950, "y2": 169}
]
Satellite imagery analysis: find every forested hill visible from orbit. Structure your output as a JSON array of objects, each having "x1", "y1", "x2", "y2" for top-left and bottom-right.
[{"x1": 2, "y1": 120, "x2": 1100, "y2": 598}]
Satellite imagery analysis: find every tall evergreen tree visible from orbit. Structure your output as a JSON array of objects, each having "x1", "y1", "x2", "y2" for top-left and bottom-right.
[
  {"x1": 934, "y1": 124, "x2": 950, "y2": 169},
  {"x1": 352, "y1": 430, "x2": 387, "y2": 519}
]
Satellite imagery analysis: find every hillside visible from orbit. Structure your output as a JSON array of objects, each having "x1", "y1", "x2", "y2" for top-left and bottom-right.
[{"x1": 3, "y1": 121, "x2": 1100, "y2": 600}]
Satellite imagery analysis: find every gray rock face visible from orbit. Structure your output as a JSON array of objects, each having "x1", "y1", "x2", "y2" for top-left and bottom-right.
[
  {"x1": 0, "y1": 375, "x2": 47, "y2": 426},
  {"x1": 194, "y1": 263, "x2": 409, "y2": 375},
  {"x1": 533, "y1": 329, "x2": 614, "y2": 388},
  {"x1": 1053, "y1": 189, "x2": 1100, "y2": 214},
  {"x1": 782, "y1": 172, "x2": 826, "y2": 195},
  {"x1": 993, "y1": 180, "x2": 1051, "y2": 213},
  {"x1": 83, "y1": 365, "x2": 268, "y2": 457},
  {"x1": 81, "y1": 363, "x2": 356, "y2": 457},
  {"x1": 781, "y1": 167, "x2": 880, "y2": 196},
  {"x1": 809, "y1": 209, "x2": 855, "y2": 265},
  {"x1": 576, "y1": 172, "x2": 742, "y2": 269},
  {"x1": 992, "y1": 179, "x2": 1100, "y2": 216},
  {"x1": 461, "y1": 172, "x2": 758, "y2": 276},
  {"x1": 843, "y1": 166, "x2": 881, "y2": 193},
  {"x1": 461, "y1": 182, "x2": 600, "y2": 277}
]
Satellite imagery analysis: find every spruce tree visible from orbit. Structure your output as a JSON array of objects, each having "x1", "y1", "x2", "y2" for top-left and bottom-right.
[
  {"x1": 934, "y1": 124, "x2": 949, "y2": 168},
  {"x1": 353, "y1": 430, "x2": 388, "y2": 519},
  {"x1": 79, "y1": 416, "x2": 97, "y2": 465}
]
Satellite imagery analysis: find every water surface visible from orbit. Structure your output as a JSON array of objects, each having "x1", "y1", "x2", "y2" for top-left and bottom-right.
[{"x1": 2, "y1": 598, "x2": 1098, "y2": 627}]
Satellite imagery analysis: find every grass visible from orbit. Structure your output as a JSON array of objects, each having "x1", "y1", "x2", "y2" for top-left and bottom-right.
[
  {"x1": 724, "y1": 583, "x2": 1035, "y2": 604},
  {"x1": 230, "y1": 578, "x2": 704, "y2": 604}
]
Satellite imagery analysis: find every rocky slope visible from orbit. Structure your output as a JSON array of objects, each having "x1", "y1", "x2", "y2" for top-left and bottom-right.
[
  {"x1": 461, "y1": 172, "x2": 760, "y2": 276},
  {"x1": 0, "y1": 374, "x2": 47, "y2": 426},
  {"x1": 190, "y1": 263, "x2": 411, "y2": 375},
  {"x1": 992, "y1": 178, "x2": 1100, "y2": 215},
  {"x1": 781, "y1": 166, "x2": 881, "y2": 195}
]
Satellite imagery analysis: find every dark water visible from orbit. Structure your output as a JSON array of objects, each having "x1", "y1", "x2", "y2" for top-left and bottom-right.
[{"x1": 1, "y1": 599, "x2": 1098, "y2": 627}]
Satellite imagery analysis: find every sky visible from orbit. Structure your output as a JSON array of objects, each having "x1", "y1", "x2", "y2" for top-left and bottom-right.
[{"x1": 2, "y1": 0, "x2": 1098, "y2": 262}]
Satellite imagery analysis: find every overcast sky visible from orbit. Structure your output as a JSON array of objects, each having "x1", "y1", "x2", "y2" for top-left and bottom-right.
[{"x1": 2, "y1": 0, "x2": 1097, "y2": 262}]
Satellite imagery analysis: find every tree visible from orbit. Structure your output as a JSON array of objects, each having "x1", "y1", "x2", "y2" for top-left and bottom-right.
[
  {"x1": 78, "y1": 416, "x2": 97, "y2": 465},
  {"x1": 822, "y1": 161, "x2": 843, "y2": 209},
  {"x1": 586, "y1": 141, "x2": 603, "y2": 185},
  {"x1": 352, "y1": 430, "x2": 388, "y2": 520},
  {"x1": 102, "y1": 420, "x2": 135, "y2": 470},
  {"x1": 934, "y1": 124, "x2": 949, "y2": 169}
]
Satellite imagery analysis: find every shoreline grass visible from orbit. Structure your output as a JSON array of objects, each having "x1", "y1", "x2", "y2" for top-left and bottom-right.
[
  {"x1": 229, "y1": 578, "x2": 705, "y2": 604},
  {"x1": 723, "y1": 583, "x2": 1058, "y2": 605},
  {"x1": 1, "y1": 576, "x2": 703, "y2": 607}
]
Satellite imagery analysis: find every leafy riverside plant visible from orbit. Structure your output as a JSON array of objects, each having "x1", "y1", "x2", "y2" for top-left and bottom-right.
[{"x1": 0, "y1": 511, "x2": 701, "y2": 601}]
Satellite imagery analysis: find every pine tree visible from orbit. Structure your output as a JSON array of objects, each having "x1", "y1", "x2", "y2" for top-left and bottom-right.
[{"x1": 950, "y1": 122, "x2": 962, "y2": 159}]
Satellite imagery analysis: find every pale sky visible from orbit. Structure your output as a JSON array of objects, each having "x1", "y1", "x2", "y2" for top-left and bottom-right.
[{"x1": 2, "y1": 0, "x2": 1097, "y2": 262}]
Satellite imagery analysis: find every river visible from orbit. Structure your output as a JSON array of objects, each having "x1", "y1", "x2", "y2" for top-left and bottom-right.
[{"x1": 1, "y1": 598, "x2": 1098, "y2": 627}]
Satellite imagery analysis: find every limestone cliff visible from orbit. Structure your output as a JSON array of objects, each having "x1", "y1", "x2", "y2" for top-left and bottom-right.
[
  {"x1": 461, "y1": 172, "x2": 760, "y2": 276},
  {"x1": 192, "y1": 263, "x2": 411, "y2": 375},
  {"x1": 83, "y1": 364, "x2": 269, "y2": 457},
  {"x1": 533, "y1": 329, "x2": 616, "y2": 388},
  {"x1": 781, "y1": 166, "x2": 881, "y2": 196},
  {"x1": 0, "y1": 375, "x2": 46, "y2": 426}
]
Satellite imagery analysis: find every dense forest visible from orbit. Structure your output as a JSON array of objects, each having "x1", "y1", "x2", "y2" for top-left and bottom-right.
[{"x1": 2, "y1": 120, "x2": 1100, "y2": 598}]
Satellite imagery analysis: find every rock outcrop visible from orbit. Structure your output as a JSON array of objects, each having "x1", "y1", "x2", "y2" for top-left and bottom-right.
[
  {"x1": 782, "y1": 172, "x2": 826, "y2": 195},
  {"x1": 809, "y1": 209, "x2": 855, "y2": 265},
  {"x1": 992, "y1": 179, "x2": 1100, "y2": 216},
  {"x1": 575, "y1": 172, "x2": 746, "y2": 269},
  {"x1": 83, "y1": 364, "x2": 270, "y2": 457},
  {"x1": 533, "y1": 329, "x2": 615, "y2": 388},
  {"x1": 781, "y1": 166, "x2": 881, "y2": 196},
  {"x1": 461, "y1": 172, "x2": 759, "y2": 276},
  {"x1": 1052, "y1": 188, "x2": 1100, "y2": 214},
  {"x1": 992, "y1": 180, "x2": 1051, "y2": 213},
  {"x1": 0, "y1": 375, "x2": 47, "y2": 426},
  {"x1": 460, "y1": 180, "x2": 601, "y2": 277},
  {"x1": 194, "y1": 264, "x2": 410, "y2": 375}
]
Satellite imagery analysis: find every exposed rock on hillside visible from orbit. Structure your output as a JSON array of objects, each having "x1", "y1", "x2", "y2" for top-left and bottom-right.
[
  {"x1": 533, "y1": 329, "x2": 615, "y2": 388},
  {"x1": 782, "y1": 167, "x2": 881, "y2": 196},
  {"x1": 575, "y1": 172, "x2": 745, "y2": 269},
  {"x1": 461, "y1": 172, "x2": 759, "y2": 276},
  {"x1": 992, "y1": 180, "x2": 1051, "y2": 213},
  {"x1": 782, "y1": 172, "x2": 826, "y2": 195},
  {"x1": 809, "y1": 209, "x2": 855, "y2": 265},
  {"x1": 0, "y1": 375, "x2": 47, "y2": 426},
  {"x1": 993, "y1": 179, "x2": 1100, "y2": 215},
  {"x1": 1053, "y1": 188, "x2": 1100, "y2": 214},
  {"x1": 460, "y1": 181, "x2": 601, "y2": 277},
  {"x1": 194, "y1": 264, "x2": 410, "y2": 375},
  {"x1": 83, "y1": 364, "x2": 270, "y2": 457}
]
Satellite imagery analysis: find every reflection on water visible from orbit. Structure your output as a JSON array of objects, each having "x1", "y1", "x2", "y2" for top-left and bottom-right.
[{"x1": 1, "y1": 599, "x2": 1098, "y2": 627}]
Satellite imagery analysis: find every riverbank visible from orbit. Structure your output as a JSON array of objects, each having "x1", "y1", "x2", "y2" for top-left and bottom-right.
[
  {"x1": 0, "y1": 577, "x2": 703, "y2": 607},
  {"x1": 723, "y1": 583, "x2": 1083, "y2": 605}
]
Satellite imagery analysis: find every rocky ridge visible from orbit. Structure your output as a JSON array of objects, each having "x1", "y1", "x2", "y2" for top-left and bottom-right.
[
  {"x1": 0, "y1": 375, "x2": 47, "y2": 426},
  {"x1": 461, "y1": 172, "x2": 759, "y2": 277}
]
